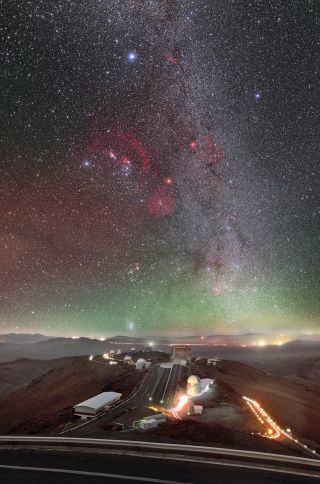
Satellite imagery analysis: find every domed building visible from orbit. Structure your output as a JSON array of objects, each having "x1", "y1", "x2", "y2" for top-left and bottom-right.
[
  {"x1": 135, "y1": 358, "x2": 151, "y2": 370},
  {"x1": 187, "y1": 375, "x2": 201, "y2": 397},
  {"x1": 123, "y1": 355, "x2": 133, "y2": 364}
]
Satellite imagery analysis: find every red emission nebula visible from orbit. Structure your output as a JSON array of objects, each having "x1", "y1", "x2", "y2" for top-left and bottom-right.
[{"x1": 88, "y1": 130, "x2": 223, "y2": 219}]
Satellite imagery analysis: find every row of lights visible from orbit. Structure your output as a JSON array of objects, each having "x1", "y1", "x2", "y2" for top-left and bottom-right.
[
  {"x1": 243, "y1": 396, "x2": 318, "y2": 456},
  {"x1": 88, "y1": 354, "x2": 118, "y2": 365},
  {"x1": 244, "y1": 397, "x2": 280, "y2": 439}
]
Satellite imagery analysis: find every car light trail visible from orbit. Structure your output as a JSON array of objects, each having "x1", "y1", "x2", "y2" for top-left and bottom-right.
[
  {"x1": 243, "y1": 396, "x2": 280, "y2": 439},
  {"x1": 243, "y1": 396, "x2": 320, "y2": 459},
  {"x1": 148, "y1": 394, "x2": 191, "y2": 420},
  {"x1": 173, "y1": 395, "x2": 189, "y2": 413}
]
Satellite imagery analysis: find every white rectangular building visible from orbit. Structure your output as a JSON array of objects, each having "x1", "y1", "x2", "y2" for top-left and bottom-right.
[
  {"x1": 74, "y1": 391, "x2": 122, "y2": 419},
  {"x1": 144, "y1": 413, "x2": 166, "y2": 422},
  {"x1": 138, "y1": 419, "x2": 159, "y2": 431},
  {"x1": 194, "y1": 405, "x2": 203, "y2": 415}
]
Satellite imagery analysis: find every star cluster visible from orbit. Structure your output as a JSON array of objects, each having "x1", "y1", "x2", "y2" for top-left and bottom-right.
[{"x1": 0, "y1": 1, "x2": 319, "y2": 335}]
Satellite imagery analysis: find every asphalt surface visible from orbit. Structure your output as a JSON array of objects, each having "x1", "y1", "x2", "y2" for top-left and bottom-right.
[
  {"x1": 149, "y1": 364, "x2": 180, "y2": 407},
  {"x1": 0, "y1": 448, "x2": 319, "y2": 484},
  {"x1": 163, "y1": 364, "x2": 181, "y2": 407},
  {"x1": 151, "y1": 367, "x2": 171, "y2": 404},
  {"x1": 70, "y1": 363, "x2": 181, "y2": 435}
]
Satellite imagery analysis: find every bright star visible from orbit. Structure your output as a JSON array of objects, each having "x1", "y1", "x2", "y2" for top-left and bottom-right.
[{"x1": 127, "y1": 51, "x2": 137, "y2": 62}]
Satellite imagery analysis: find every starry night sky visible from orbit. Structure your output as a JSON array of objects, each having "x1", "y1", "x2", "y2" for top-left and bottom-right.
[{"x1": 1, "y1": 1, "x2": 319, "y2": 336}]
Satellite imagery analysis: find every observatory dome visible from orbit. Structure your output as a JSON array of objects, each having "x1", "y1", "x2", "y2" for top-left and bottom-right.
[
  {"x1": 187, "y1": 375, "x2": 200, "y2": 385},
  {"x1": 135, "y1": 358, "x2": 151, "y2": 370}
]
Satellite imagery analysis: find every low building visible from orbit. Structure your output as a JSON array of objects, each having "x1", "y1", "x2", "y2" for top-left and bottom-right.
[
  {"x1": 123, "y1": 355, "x2": 133, "y2": 364},
  {"x1": 137, "y1": 419, "x2": 158, "y2": 431},
  {"x1": 194, "y1": 405, "x2": 203, "y2": 415},
  {"x1": 144, "y1": 413, "x2": 166, "y2": 423},
  {"x1": 74, "y1": 391, "x2": 122, "y2": 419},
  {"x1": 135, "y1": 414, "x2": 166, "y2": 431},
  {"x1": 187, "y1": 401, "x2": 203, "y2": 415}
]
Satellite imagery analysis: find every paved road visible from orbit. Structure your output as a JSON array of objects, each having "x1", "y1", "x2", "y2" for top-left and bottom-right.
[
  {"x1": 163, "y1": 364, "x2": 181, "y2": 407},
  {"x1": 66, "y1": 364, "x2": 161, "y2": 434},
  {"x1": 0, "y1": 448, "x2": 319, "y2": 484},
  {"x1": 68, "y1": 363, "x2": 182, "y2": 435},
  {"x1": 149, "y1": 364, "x2": 180, "y2": 407},
  {"x1": 151, "y1": 367, "x2": 171, "y2": 404}
]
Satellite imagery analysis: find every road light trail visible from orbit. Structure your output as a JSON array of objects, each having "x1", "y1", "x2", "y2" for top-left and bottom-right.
[
  {"x1": 243, "y1": 397, "x2": 281, "y2": 440},
  {"x1": 149, "y1": 367, "x2": 165, "y2": 402},
  {"x1": 160, "y1": 364, "x2": 175, "y2": 404},
  {"x1": 243, "y1": 396, "x2": 320, "y2": 459}
]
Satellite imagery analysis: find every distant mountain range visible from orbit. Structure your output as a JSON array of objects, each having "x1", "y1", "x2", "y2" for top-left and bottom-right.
[
  {"x1": 0, "y1": 333, "x2": 54, "y2": 344},
  {"x1": 0, "y1": 332, "x2": 320, "y2": 363},
  {"x1": 106, "y1": 335, "x2": 148, "y2": 344},
  {"x1": 0, "y1": 336, "x2": 147, "y2": 362}
]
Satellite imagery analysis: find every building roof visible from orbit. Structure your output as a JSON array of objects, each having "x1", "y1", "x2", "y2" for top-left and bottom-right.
[
  {"x1": 136, "y1": 357, "x2": 147, "y2": 363},
  {"x1": 144, "y1": 413, "x2": 166, "y2": 421},
  {"x1": 200, "y1": 378, "x2": 214, "y2": 388},
  {"x1": 74, "y1": 392, "x2": 122, "y2": 410}
]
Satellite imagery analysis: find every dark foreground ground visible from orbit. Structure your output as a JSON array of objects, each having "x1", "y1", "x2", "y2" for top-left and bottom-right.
[{"x1": 0, "y1": 448, "x2": 319, "y2": 484}]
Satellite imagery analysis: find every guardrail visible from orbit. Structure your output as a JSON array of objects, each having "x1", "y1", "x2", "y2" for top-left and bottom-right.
[{"x1": 0, "y1": 436, "x2": 320, "y2": 468}]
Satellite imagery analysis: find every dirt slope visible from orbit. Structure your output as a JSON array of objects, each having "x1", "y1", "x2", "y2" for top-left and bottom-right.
[
  {"x1": 0, "y1": 358, "x2": 143, "y2": 434},
  {"x1": 198, "y1": 359, "x2": 320, "y2": 444},
  {"x1": 0, "y1": 357, "x2": 78, "y2": 397}
]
